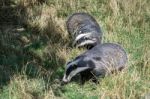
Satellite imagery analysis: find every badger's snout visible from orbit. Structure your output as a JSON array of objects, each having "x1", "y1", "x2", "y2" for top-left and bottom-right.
[
  {"x1": 62, "y1": 74, "x2": 70, "y2": 83},
  {"x1": 61, "y1": 74, "x2": 71, "y2": 86},
  {"x1": 62, "y1": 76, "x2": 67, "y2": 82}
]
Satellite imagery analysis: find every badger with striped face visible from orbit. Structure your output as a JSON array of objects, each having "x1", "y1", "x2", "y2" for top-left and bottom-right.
[
  {"x1": 66, "y1": 12, "x2": 102, "y2": 49},
  {"x1": 62, "y1": 43, "x2": 128, "y2": 84}
]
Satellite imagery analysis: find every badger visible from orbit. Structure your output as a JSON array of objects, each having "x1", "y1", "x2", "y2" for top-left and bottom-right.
[
  {"x1": 62, "y1": 43, "x2": 127, "y2": 84},
  {"x1": 66, "y1": 12, "x2": 102, "y2": 49}
]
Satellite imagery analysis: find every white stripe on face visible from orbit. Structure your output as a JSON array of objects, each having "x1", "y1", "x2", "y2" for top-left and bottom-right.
[
  {"x1": 62, "y1": 66, "x2": 90, "y2": 83},
  {"x1": 66, "y1": 60, "x2": 80, "y2": 69},
  {"x1": 76, "y1": 40, "x2": 96, "y2": 47},
  {"x1": 73, "y1": 32, "x2": 98, "y2": 47},
  {"x1": 75, "y1": 33, "x2": 92, "y2": 42}
]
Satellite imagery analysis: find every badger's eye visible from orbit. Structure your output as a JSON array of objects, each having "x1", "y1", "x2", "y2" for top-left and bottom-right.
[
  {"x1": 84, "y1": 36, "x2": 89, "y2": 40},
  {"x1": 74, "y1": 64, "x2": 77, "y2": 68},
  {"x1": 73, "y1": 64, "x2": 77, "y2": 69},
  {"x1": 76, "y1": 40, "x2": 80, "y2": 44}
]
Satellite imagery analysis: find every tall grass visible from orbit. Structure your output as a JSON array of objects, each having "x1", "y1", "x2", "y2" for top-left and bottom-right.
[{"x1": 0, "y1": 0, "x2": 150, "y2": 99}]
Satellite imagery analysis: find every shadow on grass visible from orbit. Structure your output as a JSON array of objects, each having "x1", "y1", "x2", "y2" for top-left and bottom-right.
[{"x1": 0, "y1": 0, "x2": 68, "y2": 89}]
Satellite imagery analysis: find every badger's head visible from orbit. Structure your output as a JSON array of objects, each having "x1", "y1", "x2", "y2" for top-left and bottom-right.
[
  {"x1": 62, "y1": 55, "x2": 94, "y2": 83},
  {"x1": 73, "y1": 32, "x2": 100, "y2": 49}
]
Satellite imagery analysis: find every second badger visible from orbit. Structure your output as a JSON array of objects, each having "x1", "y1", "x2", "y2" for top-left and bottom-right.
[
  {"x1": 66, "y1": 12, "x2": 102, "y2": 49},
  {"x1": 62, "y1": 43, "x2": 128, "y2": 84}
]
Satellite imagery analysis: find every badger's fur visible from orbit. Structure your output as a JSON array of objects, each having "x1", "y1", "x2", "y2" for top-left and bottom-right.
[
  {"x1": 66, "y1": 12, "x2": 102, "y2": 49},
  {"x1": 62, "y1": 43, "x2": 127, "y2": 84}
]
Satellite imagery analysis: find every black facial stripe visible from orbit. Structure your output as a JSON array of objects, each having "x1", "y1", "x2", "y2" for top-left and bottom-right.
[
  {"x1": 86, "y1": 60, "x2": 95, "y2": 68},
  {"x1": 76, "y1": 37, "x2": 87, "y2": 44},
  {"x1": 66, "y1": 65, "x2": 77, "y2": 76},
  {"x1": 76, "y1": 37, "x2": 95, "y2": 46},
  {"x1": 77, "y1": 60, "x2": 95, "y2": 68}
]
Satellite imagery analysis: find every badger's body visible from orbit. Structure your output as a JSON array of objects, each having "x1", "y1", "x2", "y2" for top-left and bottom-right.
[
  {"x1": 62, "y1": 43, "x2": 127, "y2": 84},
  {"x1": 66, "y1": 12, "x2": 102, "y2": 49}
]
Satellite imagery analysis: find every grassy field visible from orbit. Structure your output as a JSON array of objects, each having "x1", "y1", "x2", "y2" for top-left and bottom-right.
[{"x1": 0, "y1": 0, "x2": 150, "y2": 99}]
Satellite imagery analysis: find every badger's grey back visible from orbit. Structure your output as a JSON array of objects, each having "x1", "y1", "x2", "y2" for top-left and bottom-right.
[
  {"x1": 62, "y1": 43, "x2": 128, "y2": 83},
  {"x1": 83, "y1": 43, "x2": 127, "y2": 74},
  {"x1": 66, "y1": 13, "x2": 101, "y2": 36}
]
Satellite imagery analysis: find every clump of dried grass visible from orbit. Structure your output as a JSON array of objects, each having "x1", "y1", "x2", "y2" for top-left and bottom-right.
[{"x1": 0, "y1": 0, "x2": 150, "y2": 98}]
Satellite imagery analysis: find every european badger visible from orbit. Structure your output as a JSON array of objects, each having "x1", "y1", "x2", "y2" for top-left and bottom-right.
[
  {"x1": 66, "y1": 12, "x2": 102, "y2": 49},
  {"x1": 62, "y1": 43, "x2": 127, "y2": 84}
]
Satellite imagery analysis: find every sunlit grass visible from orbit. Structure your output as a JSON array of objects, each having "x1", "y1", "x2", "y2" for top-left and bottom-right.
[{"x1": 0, "y1": 0, "x2": 150, "y2": 99}]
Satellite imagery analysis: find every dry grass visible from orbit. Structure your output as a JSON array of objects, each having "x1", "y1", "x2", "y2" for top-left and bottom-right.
[{"x1": 0, "y1": 0, "x2": 150, "y2": 99}]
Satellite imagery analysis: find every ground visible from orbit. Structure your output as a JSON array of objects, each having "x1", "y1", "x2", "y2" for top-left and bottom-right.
[{"x1": 0, "y1": 0, "x2": 150, "y2": 99}]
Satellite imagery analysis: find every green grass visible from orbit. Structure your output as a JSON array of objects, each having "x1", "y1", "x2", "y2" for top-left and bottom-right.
[{"x1": 0, "y1": 0, "x2": 150, "y2": 99}]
